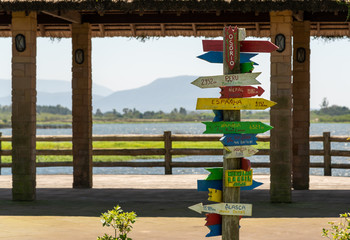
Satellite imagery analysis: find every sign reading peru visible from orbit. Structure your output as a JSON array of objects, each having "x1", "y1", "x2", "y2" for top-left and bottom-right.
[
  {"x1": 191, "y1": 72, "x2": 261, "y2": 89},
  {"x1": 196, "y1": 98, "x2": 276, "y2": 110},
  {"x1": 225, "y1": 170, "x2": 253, "y2": 187},
  {"x1": 224, "y1": 26, "x2": 239, "y2": 70}
]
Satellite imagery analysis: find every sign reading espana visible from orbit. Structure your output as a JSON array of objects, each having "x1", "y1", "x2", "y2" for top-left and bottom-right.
[
  {"x1": 196, "y1": 97, "x2": 276, "y2": 110},
  {"x1": 226, "y1": 170, "x2": 253, "y2": 187}
]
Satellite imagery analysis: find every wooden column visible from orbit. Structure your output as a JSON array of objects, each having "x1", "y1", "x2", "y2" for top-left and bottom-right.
[
  {"x1": 292, "y1": 21, "x2": 310, "y2": 190},
  {"x1": 269, "y1": 11, "x2": 293, "y2": 203},
  {"x1": 72, "y1": 23, "x2": 93, "y2": 188},
  {"x1": 11, "y1": 11, "x2": 37, "y2": 201}
]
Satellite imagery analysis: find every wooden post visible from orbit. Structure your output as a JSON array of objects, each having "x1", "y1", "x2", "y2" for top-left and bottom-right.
[
  {"x1": 222, "y1": 26, "x2": 241, "y2": 240},
  {"x1": 323, "y1": 132, "x2": 331, "y2": 176},
  {"x1": 0, "y1": 132, "x2": 2, "y2": 175},
  {"x1": 164, "y1": 131, "x2": 172, "y2": 174}
]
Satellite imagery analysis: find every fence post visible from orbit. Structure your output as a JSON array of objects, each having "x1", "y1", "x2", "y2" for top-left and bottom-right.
[
  {"x1": 164, "y1": 131, "x2": 172, "y2": 174},
  {"x1": 0, "y1": 132, "x2": 2, "y2": 175},
  {"x1": 323, "y1": 132, "x2": 331, "y2": 176}
]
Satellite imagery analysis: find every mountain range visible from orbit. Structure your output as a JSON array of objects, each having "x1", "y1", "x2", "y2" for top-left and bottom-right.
[{"x1": 0, "y1": 76, "x2": 220, "y2": 112}]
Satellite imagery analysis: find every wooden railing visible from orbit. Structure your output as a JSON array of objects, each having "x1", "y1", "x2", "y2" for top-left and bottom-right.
[{"x1": 0, "y1": 131, "x2": 349, "y2": 176}]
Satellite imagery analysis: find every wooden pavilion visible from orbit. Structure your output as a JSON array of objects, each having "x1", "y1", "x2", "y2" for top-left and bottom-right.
[{"x1": 0, "y1": 0, "x2": 349, "y2": 202}]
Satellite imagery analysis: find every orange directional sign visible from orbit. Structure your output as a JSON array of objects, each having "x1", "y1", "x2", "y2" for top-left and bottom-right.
[{"x1": 196, "y1": 98, "x2": 276, "y2": 110}]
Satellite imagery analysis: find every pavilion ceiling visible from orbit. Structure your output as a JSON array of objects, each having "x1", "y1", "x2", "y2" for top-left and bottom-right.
[{"x1": 0, "y1": 0, "x2": 349, "y2": 38}]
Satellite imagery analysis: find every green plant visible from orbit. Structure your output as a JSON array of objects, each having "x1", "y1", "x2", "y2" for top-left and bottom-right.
[
  {"x1": 98, "y1": 205, "x2": 137, "y2": 240},
  {"x1": 322, "y1": 213, "x2": 350, "y2": 239}
]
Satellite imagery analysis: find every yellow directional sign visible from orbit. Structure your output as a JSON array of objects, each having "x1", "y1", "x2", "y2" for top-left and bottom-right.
[
  {"x1": 196, "y1": 98, "x2": 276, "y2": 110},
  {"x1": 208, "y1": 188, "x2": 222, "y2": 203},
  {"x1": 225, "y1": 170, "x2": 253, "y2": 187}
]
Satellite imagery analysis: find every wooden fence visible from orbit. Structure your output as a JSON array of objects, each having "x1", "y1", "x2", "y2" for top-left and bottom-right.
[{"x1": 0, "y1": 131, "x2": 349, "y2": 176}]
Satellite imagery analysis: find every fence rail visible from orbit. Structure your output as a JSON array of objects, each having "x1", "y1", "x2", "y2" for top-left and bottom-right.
[{"x1": 0, "y1": 131, "x2": 349, "y2": 176}]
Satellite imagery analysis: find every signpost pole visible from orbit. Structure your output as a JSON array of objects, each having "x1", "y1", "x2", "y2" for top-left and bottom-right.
[{"x1": 222, "y1": 26, "x2": 241, "y2": 240}]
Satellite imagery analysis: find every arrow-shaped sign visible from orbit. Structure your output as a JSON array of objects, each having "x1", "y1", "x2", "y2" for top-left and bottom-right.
[
  {"x1": 220, "y1": 86, "x2": 265, "y2": 98},
  {"x1": 205, "y1": 213, "x2": 222, "y2": 226},
  {"x1": 197, "y1": 51, "x2": 258, "y2": 65},
  {"x1": 206, "y1": 224, "x2": 222, "y2": 237},
  {"x1": 198, "y1": 179, "x2": 263, "y2": 191},
  {"x1": 203, "y1": 40, "x2": 278, "y2": 53},
  {"x1": 191, "y1": 72, "x2": 261, "y2": 89},
  {"x1": 203, "y1": 121, "x2": 273, "y2": 134},
  {"x1": 196, "y1": 98, "x2": 276, "y2": 111},
  {"x1": 213, "y1": 110, "x2": 223, "y2": 122},
  {"x1": 241, "y1": 158, "x2": 251, "y2": 172},
  {"x1": 206, "y1": 168, "x2": 223, "y2": 180},
  {"x1": 224, "y1": 146, "x2": 258, "y2": 158},
  {"x1": 241, "y1": 62, "x2": 254, "y2": 73},
  {"x1": 189, "y1": 202, "x2": 252, "y2": 216},
  {"x1": 220, "y1": 134, "x2": 258, "y2": 146},
  {"x1": 208, "y1": 188, "x2": 222, "y2": 202}
]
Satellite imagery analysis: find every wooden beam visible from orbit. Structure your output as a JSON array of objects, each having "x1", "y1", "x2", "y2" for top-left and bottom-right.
[
  {"x1": 42, "y1": 10, "x2": 81, "y2": 24},
  {"x1": 39, "y1": 24, "x2": 46, "y2": 37},
  {"x1": 99, "y1": 24, "x2": 105, "y2": 37},
  {"x1": 160, "y1": 23, "x2": 165, "y2": 36},
  {"x1": 255, "y1": 22, "x2": 260, "y2": 36},
  {"x1": 293, "y1": 10, "x2": 304, "y2": 21},
  {"x1": 130, "y1": 23, "x2": 136, "y2": 36},
  {"x1": 192, "y1": 23, "x2": 197, "y2": 36}
]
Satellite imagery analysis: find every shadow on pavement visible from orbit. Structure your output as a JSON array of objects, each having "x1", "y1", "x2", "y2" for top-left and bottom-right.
[{"x1": 0, "y1": 188, "x2": 349, "y2": 218}]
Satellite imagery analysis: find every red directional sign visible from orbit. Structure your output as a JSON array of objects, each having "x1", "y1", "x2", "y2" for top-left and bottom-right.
[
  {"x1": 220, "y1": 86, "x2": 265, "y2": 98},
  {"x1": 205, "y1": 213, "x2": 222, "y2": 226},
  {"x1": 224, "y1": 26, "x2": 239, "y2": 70},
  {"x1": 203, "y1": 40, "x2": 278, "y2": 53}
]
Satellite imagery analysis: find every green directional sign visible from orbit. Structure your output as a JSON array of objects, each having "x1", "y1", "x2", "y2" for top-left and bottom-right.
[
  {"x1": 206, "y1": 168, "x2": 223, "y2": 180},
  {"x1": 203, "y1": 121, "x2": 273, "y2": 134}
]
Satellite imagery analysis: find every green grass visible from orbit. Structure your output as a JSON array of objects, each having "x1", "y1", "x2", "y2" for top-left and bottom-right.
[{"x1": 0, "y1": 141, "x2": 270, "y2": 163}]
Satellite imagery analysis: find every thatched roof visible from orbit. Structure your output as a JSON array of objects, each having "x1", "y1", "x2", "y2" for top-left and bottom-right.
[{"x1": 0, "y1": 0, "x2": 349, "y2": 38}]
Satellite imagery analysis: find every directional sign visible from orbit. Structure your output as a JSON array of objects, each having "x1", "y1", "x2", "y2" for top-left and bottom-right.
[
  {"x1": 220, "y1": 86, "x2": 265, "y2": 98},
  {"x1": 205, "y1": 213, "x2": 222, "y2": 226},
  {"x1": 196, "y1": 98, "x2": 276, "y2": 110},
  {"x1": 208, "y1": 188, "x2": 222, "y2": 202},
  {"x1": 203, "y1": 40, "x2": 278, "y2": 53},
  {"x1": 220, "y1": 133, "x2": 258, "y2": 146},
  {"x1": 225, "y1": 170, "x2": 253, "y2": 187},
  {"x1": 191, "y1": 72, "x2": 261, "y2": 89},
  {"x1": 206, "y1": 224, "x2": 222, "y2": 237},
  {"x1": 213, "y1": 110, "x2": 223, "y2": 122},
  {"x1": 203, "y1": 121, "x2": 273, "y2": 134},
  {"x1": 206, "y1": 168, "x2": 223, "y2": 180},
  {"x1": 189, "y1": 202, "x2": 252, "y2": 216},
  {"x1": 198, "y1": 179, "x2": 262, "y2": 191},
  {"x1": 241, "y1": 158, "x2": 251, "y2": 172},
  {"x1": 224, "y1": 26, "x2": 239, "y2": 70},
  {"x1": 224, "y1": 146, "x2": 259, "y2": 158},
  {"x1": 197, "y1": 51, "x2": 258, "y2": 65},
  {"x1": 241, "y1": 62, "x2": 254, "y2": 73}
]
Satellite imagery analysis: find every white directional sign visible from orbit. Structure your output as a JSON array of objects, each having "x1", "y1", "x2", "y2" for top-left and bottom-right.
[
  {"x1": 191, "y1": 72, "x2": 261, "y2": 89},
  {"x1": 188, "y1": 202, "x2": 252, "y2": 216}
]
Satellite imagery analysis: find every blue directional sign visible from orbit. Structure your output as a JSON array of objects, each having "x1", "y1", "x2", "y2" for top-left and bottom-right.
[
  {"x1": 220, "y1": 134, "x2": 258, "y2": 146},
  {"x1": 197, "y1": 51, "x2": 258, "y2": 65},
  {"x1": 206, "y1": 224, "x2": 222, "y2": 237},
  {"x1": 197, "y1": 179, "x2": 263, "y2": 191},
  {"x1": 213, "y1": 110, "x2": 223, "y2": 122}
]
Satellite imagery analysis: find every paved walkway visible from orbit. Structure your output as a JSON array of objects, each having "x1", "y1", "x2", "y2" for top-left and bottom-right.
[{"x1": 0, "y1": 174, "x2": 349, "y2": 239}]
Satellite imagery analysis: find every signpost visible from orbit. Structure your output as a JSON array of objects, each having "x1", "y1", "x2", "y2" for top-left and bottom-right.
[
  {"x1": 191, "y1": 73, "x2": 261, "y2": 89},
  {"x1": 189, "y1": 203, "x2": 252, "y2": 216},
  {"x1": 203, "y1": 40, "x2": 279, "y2": 53},
  {"x1": 196, "y1": 97, "x2": 276, "y2": 110},
  {"x1": 220, "y1": 86, "x2": 265, "y2": 98},
  {"x1": 202, "y1": 121, "x2": 273, "y2": 134},
  {"x1": 189, "y1": 25, "x2": 277, "y2": 240}
]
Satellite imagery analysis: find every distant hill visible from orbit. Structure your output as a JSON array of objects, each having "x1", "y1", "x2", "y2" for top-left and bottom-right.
[
  {"x1": 0, "y1": 76, "x2": 220, "y2": 112},
  {"x1": 93, "y1": 75, "x2": 220, "y2": 112}
]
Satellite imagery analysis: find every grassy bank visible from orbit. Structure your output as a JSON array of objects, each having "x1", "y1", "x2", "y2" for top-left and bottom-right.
[{"x1": 0, "y1": 141, "x2": 270, "y2": 163}]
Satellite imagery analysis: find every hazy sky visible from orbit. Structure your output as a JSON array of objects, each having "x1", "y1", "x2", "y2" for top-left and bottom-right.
[{"x1": 0, "y1": 36, "x2": 349, "y2": 109}]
